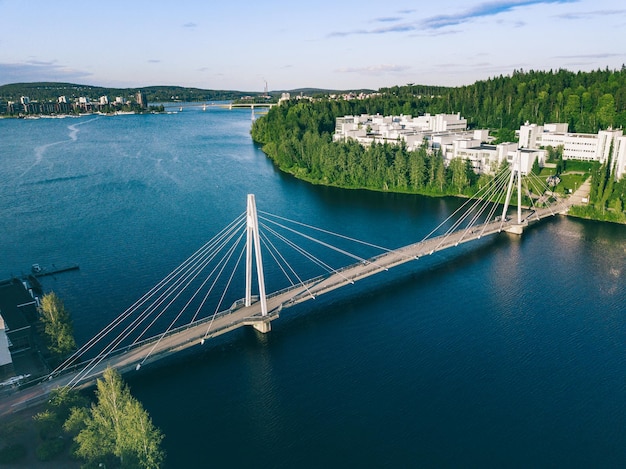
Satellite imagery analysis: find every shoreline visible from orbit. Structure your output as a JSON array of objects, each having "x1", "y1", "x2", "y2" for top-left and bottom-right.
[{"x1": 263, "y1": 151, "x2": 624, "y2": 225}]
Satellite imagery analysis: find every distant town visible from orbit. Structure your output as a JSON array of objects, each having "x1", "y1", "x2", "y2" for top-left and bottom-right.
[{"x1": 0, "y1": 90, "x2": 155, "y2": 116}]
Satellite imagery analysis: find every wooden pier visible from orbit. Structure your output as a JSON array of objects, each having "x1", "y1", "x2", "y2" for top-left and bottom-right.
[{"x1": 30, "y1": 263, "x2": 80, "y2": 278}]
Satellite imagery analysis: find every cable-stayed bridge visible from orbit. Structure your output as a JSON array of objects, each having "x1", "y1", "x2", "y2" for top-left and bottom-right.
[{"x1": 0, "y1": 161, "x2": 590, "y2": 414}]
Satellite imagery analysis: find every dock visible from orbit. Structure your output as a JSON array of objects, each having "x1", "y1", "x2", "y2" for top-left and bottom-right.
[
  {"x1": 31, "y1": 263, "x2": 80, "y2": 278},
  {"x1": 0, "y1": 264, "x2": 80, "y2": 288}
]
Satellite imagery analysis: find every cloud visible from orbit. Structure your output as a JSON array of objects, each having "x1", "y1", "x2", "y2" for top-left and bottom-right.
[
  {"x1": 148, "y1": 59, "x2": 161, "y2": 63},
  {"x1": 330, "y1": 7, "x2": 417, "y2": 37},
  {"x1": 182, "y1": 22, "x2": 197, "y2": 28},
  {"x1": 373, "y1": 17, "x2": 402, "y2": 23},
  {"x1": 329, "y1": 23, "x2": 416, "y2": 37},
  {"x1": 329, "y1": 1, "x2": 575, "y2": 37},
  {"x1": 422, "y1": 0, "x2": 578, "y2": 29},
  {"x1": 553, "y1": 53, "x2": 624, "y2": 59},
  {"x1": 336, "y1": 64, "x2": 411, "y2": 74},
  {"x1": 0, "y1": 60, "x2": 92, "y2": 85},
  {"x1": 555, "y1": 9, "x2": 626, "y2": 20}
]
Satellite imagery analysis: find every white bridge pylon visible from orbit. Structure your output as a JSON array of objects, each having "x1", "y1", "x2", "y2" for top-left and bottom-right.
[{"x1": 244, "y1": 194, "x2": 272, "y2": 333}]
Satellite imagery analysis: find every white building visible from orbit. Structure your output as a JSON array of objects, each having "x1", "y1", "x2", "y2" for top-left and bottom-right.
[
  {"x1": 333, "y1": 113, "x2": 550, "y2": 175},
  {"x1": 0, "y1": 315, "x2": 13, "y2": 378},
  {"x1": 334, "y1": 113, "x2": 471, "y2": 151},
  {"x1": 99, "y1": 95, "x2": 109, "y2": 105},
  {"x1": 518, "y1": 122, "x2": 623, "y2": 165},
  {"x1": 450, "y1": 141, "x2": 544, "y2": 175},
  {"x1": 333, "y1": 113, "x2": 522, "y2": 174}
]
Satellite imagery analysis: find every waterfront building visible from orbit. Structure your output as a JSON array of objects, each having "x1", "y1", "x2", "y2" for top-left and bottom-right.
[
  {"x1": 0, "y1": 315, "x2": 14, "y2": 380},
  {"x1": 77, "y1": 96, "x2": 93, "y2": 112},
  {"x1": 0, "y1": 279, "x2": 36, "y2": 356},
  {"x1": 518, "y1": 122, "x2": 623, "y2": 163},
  {"x1": 136, "y1": 90, "x2": 148, "y2": 109},
  {"x1": 333, "y1": 113, "x2": 543, "y2": 175},
  {"x1": 518, "y1": 122, "x2": 625, "y2": 179}
]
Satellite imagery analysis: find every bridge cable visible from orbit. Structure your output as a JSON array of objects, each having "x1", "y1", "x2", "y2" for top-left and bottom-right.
[
  {"x1": 260, "y1": 216, "x2": 390, "y2": 273},
  {"x1": 50, "y1": 212, "x2": 246, "y2": 378},
  {"x1": 259, "y1": 231, "x2": 316, "y2": 300},
  {"x1": 429, "y1": 167, "x2": 512, "y2": 251},
  {"x1": 189, "y1": 228, "x2": 247, "y2": 324},
  {"x1": 145, "y1": 230, "x2": 247, "y2": 363},
  {"x1": 260, "y1": 210, "x2": 424, "y2": 264},
  {"x1": 130, "y1": 222, "x2": 246, "y2": 345},
  {"x1": 202, "y1": 240, "x2": 248, "y2": 340},
  {"x1": 453, "y1": 169, "x2": 514, "y2": 244},
  {"x1": 419, "y1": 166, "x2": 511, "y2": 244},
  {"x1": 259, "y1": 222, "x2": 356, "y2": 285},
  {"x1": 128, "y1": 218, "x2": 247, "y2": 342},
  {"x1": 63, "y1": 215, "x2": 246, "y2": 386},
  {"x1": 259, "y1": 211, "x2": 396, "y2": 254}
]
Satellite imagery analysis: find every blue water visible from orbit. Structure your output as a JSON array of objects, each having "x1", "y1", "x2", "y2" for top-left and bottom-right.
[{"x1": 1, "y1": 109, "x2": 626, "y2": 467}]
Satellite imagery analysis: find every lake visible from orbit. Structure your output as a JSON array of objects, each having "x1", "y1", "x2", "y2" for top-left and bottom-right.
[{"x1": 1, "y1": 107, "x2": 625, "y2": 467}]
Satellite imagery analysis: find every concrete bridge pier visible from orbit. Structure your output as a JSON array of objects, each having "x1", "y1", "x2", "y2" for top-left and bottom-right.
[
  {"x1": 505, "y1": 223, "x2": 525, "y2": 235},
  {"x1": 253, "y1": 320, "x2": 271, "y2": 334},
  {"x1": 243, "y1": 315, "x2": 277, "y2": 334}
]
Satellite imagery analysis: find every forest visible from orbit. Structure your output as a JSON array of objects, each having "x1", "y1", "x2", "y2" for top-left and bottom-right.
[
  {"x1": 0, "y1": 82, "x2": 263, "y2": 104},
  {"x1": 251, "y1": 67, "x2": 626, "y2": 223}
]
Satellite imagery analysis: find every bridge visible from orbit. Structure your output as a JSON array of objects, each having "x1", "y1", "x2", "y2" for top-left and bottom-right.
[
  {"x1": 0, "y1": 159, "x2": 590, "y2": 415},
  {"x1": 170, "y1": 102, "x2": 276, "y2": 111}
]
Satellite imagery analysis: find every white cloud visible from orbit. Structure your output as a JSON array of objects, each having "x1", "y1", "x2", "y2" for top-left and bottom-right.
[{"x1": 336, "y1": 64, "x2": 411, "y2": 74}]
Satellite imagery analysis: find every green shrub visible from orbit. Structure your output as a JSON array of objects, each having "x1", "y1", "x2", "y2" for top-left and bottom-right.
[{"x1": 35, "y1": 438, "x2": 65, "y2": 461}]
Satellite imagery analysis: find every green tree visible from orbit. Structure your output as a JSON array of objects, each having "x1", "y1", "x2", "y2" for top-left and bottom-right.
[
  {"x1": 39, "y1": 292, "x2": 76, "y2": 361},
  {"x1": 449, "y1": 157, "x2": 469, "y2": 193},
  {"x1": 70, "y1": 368, "x2": 165, "y2": 468},
  {"x1": 33, "y1": 387, "x2": 88, "y2": 461},
  {"x1": 531, "y1": 157, "x2": 541, "y2": 175},
  {"x1": 597, "y1": 93, "x2": 616, "y2": 129}
]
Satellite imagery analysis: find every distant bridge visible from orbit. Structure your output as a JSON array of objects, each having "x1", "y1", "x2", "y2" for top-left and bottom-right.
[{"x1": 168, "y1": 102, "x2": 276, "y2": 111}]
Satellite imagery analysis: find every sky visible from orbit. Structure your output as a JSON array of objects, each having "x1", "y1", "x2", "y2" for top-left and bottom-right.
[{"x1": 0, "y1": 0, "x2": 624, "y2": 92}]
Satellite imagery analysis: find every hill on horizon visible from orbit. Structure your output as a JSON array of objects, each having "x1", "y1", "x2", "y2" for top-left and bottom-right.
[{"x1": 0, "y1": 82, "x2": 380, "y2": 103}]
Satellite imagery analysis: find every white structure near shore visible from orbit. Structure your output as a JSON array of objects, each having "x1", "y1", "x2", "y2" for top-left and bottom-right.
[
  {"x1": 333, "y1": 113, "x2": 545, "y2": 175},
  {"x1": 518, "y1": 122, "x2": 626, "y2": 179},
  {"x1": 334, "y1": 113, "x2": 626, "y2": 179}
]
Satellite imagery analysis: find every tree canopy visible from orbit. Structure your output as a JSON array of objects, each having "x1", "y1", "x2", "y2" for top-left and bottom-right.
[
  {"x1": 66, "y1": 368, "x2": 165, "y2": 468},
  {"x1": 38, "y1": 292, "x2": 76, "y2": 362}
]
